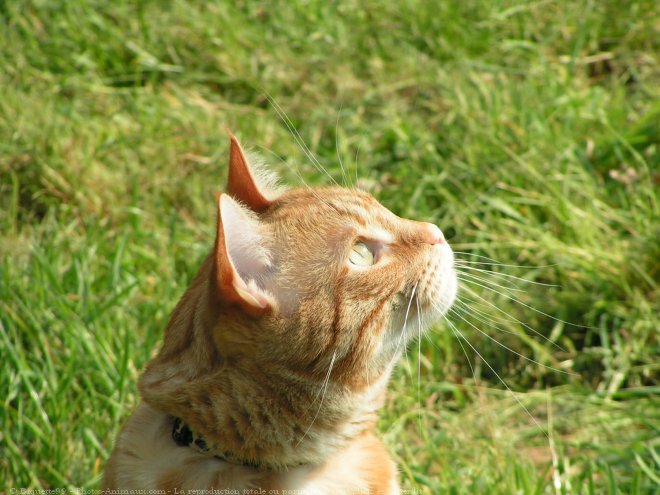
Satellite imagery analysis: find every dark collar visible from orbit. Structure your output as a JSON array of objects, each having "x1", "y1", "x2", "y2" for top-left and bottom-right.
[{"x1": 171, "y1": 417, "x2": 262, "y2": 469}]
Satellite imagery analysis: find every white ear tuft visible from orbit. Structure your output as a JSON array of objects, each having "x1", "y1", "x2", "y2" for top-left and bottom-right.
[
  {"x1": 242, "y1": 150, "x2": 286, "y2": 201},
  {"x1": 226, "y1": 132, "x2": 283, "y2": 212}
]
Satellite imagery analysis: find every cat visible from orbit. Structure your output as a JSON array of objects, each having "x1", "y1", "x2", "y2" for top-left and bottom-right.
[{"x1": 103, "y1": 132, "x2": 458, "y2": 493}]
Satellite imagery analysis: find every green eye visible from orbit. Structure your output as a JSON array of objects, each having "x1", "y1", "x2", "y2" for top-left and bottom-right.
[{"x1": 349, "y1": 242, "x2": 375, "y2": 267}]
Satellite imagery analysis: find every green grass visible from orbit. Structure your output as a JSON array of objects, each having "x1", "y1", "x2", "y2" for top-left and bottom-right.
[{"x1": 1, "y1": 0, "x2": 658, "y2": 492}]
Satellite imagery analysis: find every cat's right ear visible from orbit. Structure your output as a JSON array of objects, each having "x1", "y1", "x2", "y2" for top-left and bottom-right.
[
  {"x1": 226, "y1": 131, "x2": 272, "y2": 212},
  {"x1": 214, "y1": 193, "x2": 275, "y2": 315}
]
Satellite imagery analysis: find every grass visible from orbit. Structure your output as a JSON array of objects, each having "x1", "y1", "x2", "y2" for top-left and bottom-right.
[{"x1": 1, "y1": 0, "x2": 658, "y2": 492}]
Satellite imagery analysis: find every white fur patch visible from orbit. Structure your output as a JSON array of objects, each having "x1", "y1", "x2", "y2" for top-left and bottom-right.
[{"x1": 366, "y1": 226, "x2": 394, "y2": 245}]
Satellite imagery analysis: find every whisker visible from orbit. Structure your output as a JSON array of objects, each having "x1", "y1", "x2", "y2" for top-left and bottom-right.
[
  {"x1": 334, "y1": 104, "x2": 350, "y2": 187},
  {"x1": 432, "y1": 315, "x2": 481, "y2": 388},
  {"x1": 446, "y1": 306, "x2": 573, "y2": 376},
  {"x1": 453, "y1": 251, "x2": 507, "y2": 264},
  {"x1": 456, "y1": 264, "x2": 560, "y2": 288},
  {"x1": 266, "y1": 94, "x2": 339, "y2": 186},
  {"x1": 254, "y1": 144, "x2": 339, "y2": 212},
  {"x1": 416, "y1": 293, "x2": 423, "y2": 433},
  {"x1": 458, "y1": 276, "x2": 588, "y2": 329},
  {"x1": 452, "y1": 299, "x2": 526, "y2": 339},
  {"x1": 457, "y1": 272, "x2": 526, "y2": 294},
  {"x1": 296, "y1": 351, "x2": 337, "y2": 447},
  {"x1": 399, "y1": 332, "x2": 415, "y2": 385},
  {"x1": 353, "y1": 141, "x2": 362, "y2": 189},
  {"x1": 454, "y1": 256, "x2": 557, "y2": 270},
  {"x1": 254, "y1": 144, "x2": 311, "y2": 189},
  {"x1": 390, "y1": 283, "x2": 419, "y2": 382},
  {"x1": 453, "y1": 322, "x2": 477, "y2": 380},
  {"x1": 395, "y1": 282, "x2": 418, "y2": 355},
  {"x1": 424, "y1": 331, "x2": 479, "y2": 387},
  {"x1": 439, "y1": 314, "x2": 550, "y2": 441},
  {"x1": 458, "y1": 285, "x2": 566, "y2": 351}
]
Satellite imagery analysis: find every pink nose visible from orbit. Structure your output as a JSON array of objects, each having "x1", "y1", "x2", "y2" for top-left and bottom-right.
[{"x1": 423, "y1": 223, "x2": 445, "y2": 245}]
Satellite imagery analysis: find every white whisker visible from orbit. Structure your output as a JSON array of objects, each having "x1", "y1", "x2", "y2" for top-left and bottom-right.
[
  {"x1": 254, "y1": 144, "x2": 339, "y2": 212},
  {"x1": 453, "y1": 251, "x2": 507, "y2": 264},
  {"x1": 457, "y1": 272, "x2": 525, "y2": 294},
  {"x1": 266, "y1": 94, "x2": 339, "y2": 186},
  {"x1": 390, "y1": 283, "x2": 419, "y2": 382},
  {"x1": 454, "y1": 255, "x2": 557, "y2": 270},
  {"x1": 353, "y1": 142, "x2": 362, "y2": 189},
  {"x1": 456, "y1": 263, "x2": 560, "y2": 288},
  {"x1": 458, "y1": 275, "x2": 587, "y2": 330},
  {"x1": 335, "y1": 105, "x2": 350, "y2": 187},
  {"x1": 452, "y1": 299, "x2": 525, "y2": 339},
  {"x1": 416, "y1": 293, "x2": 423, "y2": 433},
  {"x1": 296, "y1": 351, "x2": 337, "y2": 448},
  {"x1": 395, "y1": 283, "x2": 418, "y2": 355},
  {"x1": 458, "y1": 285, "x2": 566, "y2": 351},
  {"x1": 254, "y1": 144, "x2": 311, "y2": 189},
  {"x1": 451, "y1": 319, "x2": 478, "y2": 380},
  {"x1": 440, "y1": 314, "x2": 550, "y2": 440},
  {"x1": 446, "y1": 306, "x2": 573, "y2": 376}
]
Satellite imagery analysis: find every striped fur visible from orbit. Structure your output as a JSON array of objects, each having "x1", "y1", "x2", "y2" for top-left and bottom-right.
[{"x1": 104, "y1": 134, "x2": 457, "y2": 492}]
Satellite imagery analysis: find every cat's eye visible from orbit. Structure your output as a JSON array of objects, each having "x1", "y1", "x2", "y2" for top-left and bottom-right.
[{"x1": 349, "y1": 242, "x2": 375, "y2": 267}]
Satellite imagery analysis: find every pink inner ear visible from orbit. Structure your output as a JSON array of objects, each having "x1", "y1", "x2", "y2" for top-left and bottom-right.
[
  {"x1": 214, "y1": 194, "x2": 273, "y2": 314},
  {"x1": 227, "y1": 133, "x2": 272, "y2": 212}
]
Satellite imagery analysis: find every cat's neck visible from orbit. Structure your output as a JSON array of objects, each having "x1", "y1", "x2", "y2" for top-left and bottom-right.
[
  {"x1": 138, "y1": 255, "x2": 392, "y2": 469},
  {"x1": 141, "y1": 351, "x2": 389, "y2": 469}
]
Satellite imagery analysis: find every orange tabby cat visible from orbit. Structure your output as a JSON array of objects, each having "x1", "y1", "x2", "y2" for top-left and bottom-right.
[{"x1": 103, "y1": 133, "x2": 457, "y2": 493}]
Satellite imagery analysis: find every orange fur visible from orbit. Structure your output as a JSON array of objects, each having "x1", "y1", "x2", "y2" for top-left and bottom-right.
[{"x1": 103, "y1": 134, "x2": 457, "y2": 492}]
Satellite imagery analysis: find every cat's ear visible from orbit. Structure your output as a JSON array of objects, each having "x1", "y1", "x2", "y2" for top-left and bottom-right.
[
  {"x1": 226, "y1": 131, "x2": 272, "y2": 212},
  {"x1": 214, "y1": 193, "x2": 275, "y2": 315}
]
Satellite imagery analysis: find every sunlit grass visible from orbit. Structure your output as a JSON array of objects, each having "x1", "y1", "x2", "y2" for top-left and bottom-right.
[{"x1": 1, "y1": 0, "x2": 658, "y2": 492}]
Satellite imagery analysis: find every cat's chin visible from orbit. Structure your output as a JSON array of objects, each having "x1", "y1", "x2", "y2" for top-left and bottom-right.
[
  {"x1": 425, "y1": 267, "x2": 458, "y2": 318},
  {"x1": 419, "y1": 242, "x2": 458, "y2": 317}
]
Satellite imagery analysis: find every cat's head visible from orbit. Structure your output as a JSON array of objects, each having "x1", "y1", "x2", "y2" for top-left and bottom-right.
[
  {"x1": 212, "y1": 133, "x2": 457, "y2": 385},
  {"x1": 138, "y1": 133, "x2": 458, "y2": 464}
]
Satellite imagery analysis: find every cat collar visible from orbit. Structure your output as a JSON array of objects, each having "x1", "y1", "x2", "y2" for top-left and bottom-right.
[{"x1": 171, "y1": 416, "x2": 261, "y2": 469}]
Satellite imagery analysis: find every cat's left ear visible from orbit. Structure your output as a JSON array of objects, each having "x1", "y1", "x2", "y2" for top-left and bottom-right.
[
  {"x1": 226, "y1": 131, "x2": 273, "y2": 212},
  {"x1": 214, "y1": 193, "x2": 275, "y2": 315}
]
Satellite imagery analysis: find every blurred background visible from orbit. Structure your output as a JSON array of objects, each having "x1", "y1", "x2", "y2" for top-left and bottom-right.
[{"x1": 1, "y1": 0, "x2": 658, "y2": 492}]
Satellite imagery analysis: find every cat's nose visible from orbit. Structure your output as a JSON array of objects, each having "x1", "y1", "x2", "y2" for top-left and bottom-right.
[{"x1": 421, "y1": 223, "x2": 445, "y2": 245}]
